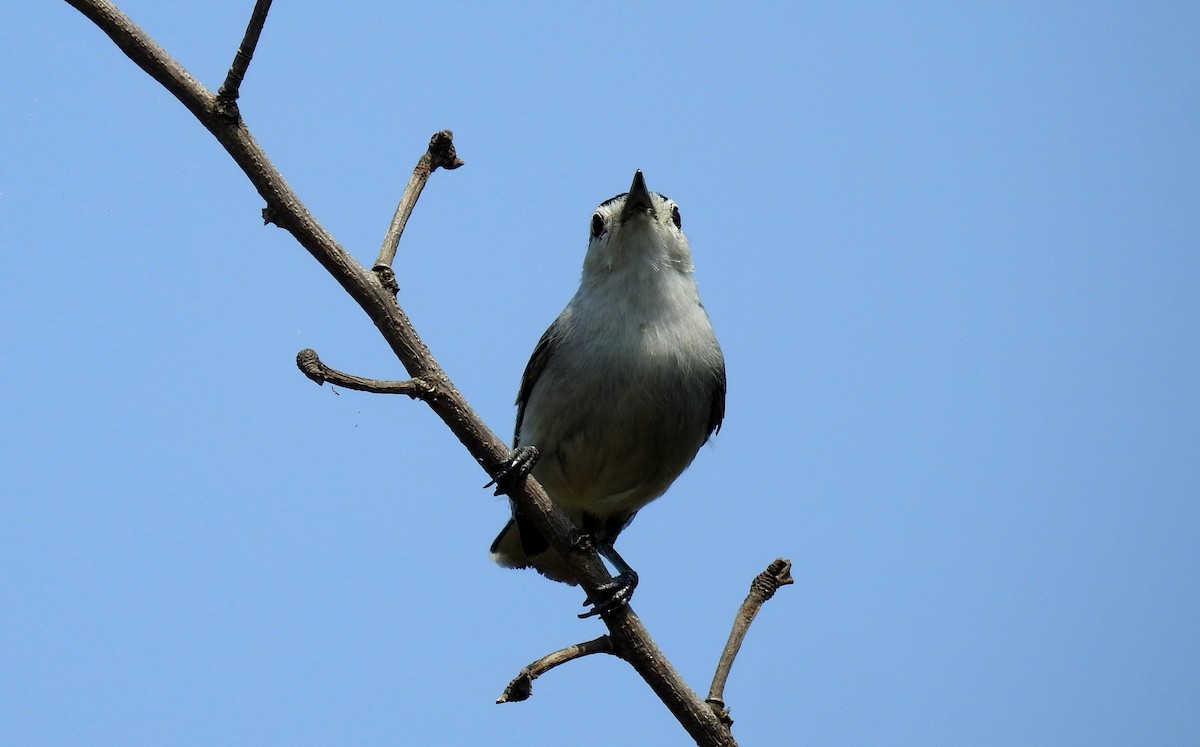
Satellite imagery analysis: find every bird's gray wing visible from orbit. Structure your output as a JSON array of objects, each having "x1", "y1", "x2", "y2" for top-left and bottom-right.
[
  {"x1": 707, "y1": 362, "x2": 726, "y2": 439},
  {"x1": 513, "y1": 319, "x2": 564, "y2": 447}
]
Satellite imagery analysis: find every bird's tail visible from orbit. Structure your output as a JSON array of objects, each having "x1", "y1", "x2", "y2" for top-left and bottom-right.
[{"x1": 489, "y1": 518, "x2": 578, "y2": 585}]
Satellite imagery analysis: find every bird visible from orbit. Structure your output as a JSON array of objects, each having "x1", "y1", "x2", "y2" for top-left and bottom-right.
[{"x1": 489, "y1": 170, "x2": 726, "y2": 617}]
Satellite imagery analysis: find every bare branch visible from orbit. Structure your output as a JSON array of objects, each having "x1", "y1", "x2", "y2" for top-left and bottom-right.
[
  {"x1": 295, "y1": 348, "x2": 434, "y2": 399},
  {"x1": 706, "y1": 558, "x2": 795, "y2": 724},
  {"x1": 497, "y1": 636, "x2": 614, "y2": 704},
  {"x1": 65, "y1": 0, "x2": 215, "y2": 122},
  {"x1": 215, "y1": 0, "x2": 273, "y2": 117},
  {"x1": 64, "y1": 3, "x2": 740, "y2": 745},
  {"x1": 373, "y1": 129, "x2": 464, "y2": 284}
]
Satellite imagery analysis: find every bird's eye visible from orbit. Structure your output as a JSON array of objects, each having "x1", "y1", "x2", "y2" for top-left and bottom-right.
[
  {"x1": 591, "y1": 213, "x2": 606, "y2": 238},
  {"x1": 670, "y1": 205, "x2": 682, "y2": 229}
]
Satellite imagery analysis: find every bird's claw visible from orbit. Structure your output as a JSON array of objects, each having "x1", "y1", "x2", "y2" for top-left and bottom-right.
[
  {"x1": 485, "y1": 446, "x2": 540, "y2": 496},
  {"x1": 578, "y1": 571, "x2": 639, "y2": 619}
]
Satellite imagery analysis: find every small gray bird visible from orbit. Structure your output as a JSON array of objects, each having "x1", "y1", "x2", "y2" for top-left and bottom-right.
[{"x1": 490, "y1": 170, "x2": 725, "y2": 616}]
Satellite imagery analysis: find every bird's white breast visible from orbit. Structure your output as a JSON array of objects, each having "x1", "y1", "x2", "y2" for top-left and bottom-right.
[{"x1": 518, "y1": 264, "x2": 721, "y2": 520}]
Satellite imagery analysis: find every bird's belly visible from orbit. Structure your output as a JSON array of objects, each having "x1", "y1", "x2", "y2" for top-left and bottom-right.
[{"x1": 519, "y1": 364, "x2": 709, "y2": 520}]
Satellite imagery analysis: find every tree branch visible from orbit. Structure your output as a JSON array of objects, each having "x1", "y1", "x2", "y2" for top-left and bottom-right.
[
  {"x1": 214, "y1": 0, "x2": 273, "y2": 117},
  {"x1": 64, "y1": 2, "x2": 740, "y2": 744},
  {"x1": 373, "y1": 129, "x2": 464, "y2": 288},
  {"x1": 295, "y1": 348, "x2": 435, "y2": 398},
  {"x1": 497, "y1": 636, "x2": 614, "y2": 704},
  {"x1": 706, "y1": 558, "x2": 794, "y2": 725}
]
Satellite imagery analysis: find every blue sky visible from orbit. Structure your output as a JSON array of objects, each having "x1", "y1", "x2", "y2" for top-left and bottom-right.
[{"x1": 3, "y1": 2, "x2": 1198, "y2": 745}]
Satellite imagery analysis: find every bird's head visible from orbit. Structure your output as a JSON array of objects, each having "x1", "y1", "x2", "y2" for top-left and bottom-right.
[{"x1": 582, "y1": 170, "x2": 694, "y2": 278}]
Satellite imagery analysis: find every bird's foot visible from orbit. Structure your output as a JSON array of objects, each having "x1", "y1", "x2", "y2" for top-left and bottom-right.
[
  {"x1": 578, "y1": 570, "x2": 639, "y2": 619},
  {"x1": 484, "y1": 446, "x2": 540, "y2": 496}
]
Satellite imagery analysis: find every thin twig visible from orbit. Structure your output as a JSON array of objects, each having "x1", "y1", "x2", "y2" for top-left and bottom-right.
[
  {"x1": 706, "y1": 558, "x2": 794, "y2": 725},
  {"x1": 497, "y1": 636, "x2": 614, "y2": 703},
  {"x1": 215, "y1": 0, "x2": 273, "y2": 117},
  {"x1": 373, "y1": 130, "x2": 463, "y2": 285},
  {"x1": 296, "y1": 348, "x2": 434, "y2": 398}
]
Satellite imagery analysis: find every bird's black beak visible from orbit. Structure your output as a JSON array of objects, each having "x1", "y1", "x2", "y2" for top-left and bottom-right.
[{"x1": 620, "y1": 170, "x2": 655, "y2": 223}]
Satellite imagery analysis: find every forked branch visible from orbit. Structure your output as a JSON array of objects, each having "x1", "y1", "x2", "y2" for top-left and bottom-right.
[{"x1": 62, "y1": 2, "x2": 761, "y2": 745}]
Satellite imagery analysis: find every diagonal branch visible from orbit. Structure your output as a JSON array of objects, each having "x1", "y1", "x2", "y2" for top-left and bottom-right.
[
  {"x1": 215, "y1": 0, "x2": 273, "y2": 117},
  {"x1": 374, "y1": 129, "x2": 464, "y2": 288},
  {"x1": 63, "y1": 3, "x2": 738, "y2": 745}
]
